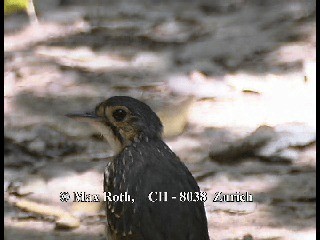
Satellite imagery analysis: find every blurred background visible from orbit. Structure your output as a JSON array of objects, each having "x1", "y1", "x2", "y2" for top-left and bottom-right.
[{"x1": 4, "y1": 0, "x2": 316, "y2": 239}]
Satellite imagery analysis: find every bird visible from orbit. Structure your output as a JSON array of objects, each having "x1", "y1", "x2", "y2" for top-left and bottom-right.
[{"x1": 67, "y1": 96, "x2": 210, "y2": 240}]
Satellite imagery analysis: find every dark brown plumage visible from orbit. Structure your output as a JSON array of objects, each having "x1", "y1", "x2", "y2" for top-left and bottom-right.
[{"x1": 67, "y1": 96, "x2": 209, "y2": 240}]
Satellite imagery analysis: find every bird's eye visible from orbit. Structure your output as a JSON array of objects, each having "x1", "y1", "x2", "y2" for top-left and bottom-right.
[{"x1": 112, "y1": 109, "x2": 127, "y2": 122}]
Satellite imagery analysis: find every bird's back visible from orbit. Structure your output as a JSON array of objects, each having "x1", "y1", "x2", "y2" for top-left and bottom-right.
[{"x1": 104, "y1": 139, "x2": 209, "y2": 240}]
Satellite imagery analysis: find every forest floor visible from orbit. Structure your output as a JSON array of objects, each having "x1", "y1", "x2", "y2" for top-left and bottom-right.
[{"x1": 4, "y1": 1, "x2": 316, "y2": 239}]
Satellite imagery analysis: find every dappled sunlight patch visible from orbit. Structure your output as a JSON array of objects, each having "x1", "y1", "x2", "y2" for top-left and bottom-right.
[
  {"x1": 36, "y1": 46, "x2": 171, "y2": 72},
  {"x1": 186, "y1": 71, "x2": 315, "y2": 130}
]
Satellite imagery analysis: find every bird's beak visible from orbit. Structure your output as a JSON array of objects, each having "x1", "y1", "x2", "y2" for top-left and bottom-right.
[{"x1": 65, "y1": 112, "x2": 102, "y2": 123}]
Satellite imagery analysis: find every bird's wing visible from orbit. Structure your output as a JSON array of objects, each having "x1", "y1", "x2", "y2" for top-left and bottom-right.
[
  {"x1": 136, "y1": 165, "x2": 209, "y2": 240},
  {"x1": 132, "y1": 141, "x2": 209, "y2": 240}
]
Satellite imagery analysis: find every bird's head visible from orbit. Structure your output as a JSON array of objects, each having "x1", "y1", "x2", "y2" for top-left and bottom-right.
[{"x1": 66, "y1": 96, "x2": 163, "y2": 154}]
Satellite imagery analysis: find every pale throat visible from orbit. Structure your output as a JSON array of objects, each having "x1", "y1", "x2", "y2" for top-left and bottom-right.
[{"x1": 91, "y1": 122, "x2": 123, "y2": 155}]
